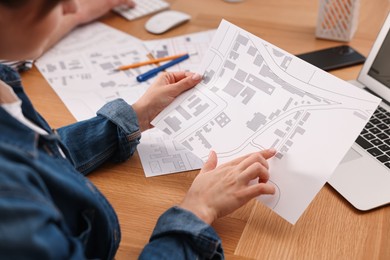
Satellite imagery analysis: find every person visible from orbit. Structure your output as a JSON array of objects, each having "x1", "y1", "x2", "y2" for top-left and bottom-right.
[
  {"x1": 0, "y1": 0, "x2": 277, "y2": 259},
  {"x1": 0, "y1": 0, "x2": 136, "y2": 71}
]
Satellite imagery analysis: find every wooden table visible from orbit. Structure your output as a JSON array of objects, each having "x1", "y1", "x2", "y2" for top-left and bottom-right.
[{"x1": 22, "y1": 0, "x2": 390, "y2": 259}]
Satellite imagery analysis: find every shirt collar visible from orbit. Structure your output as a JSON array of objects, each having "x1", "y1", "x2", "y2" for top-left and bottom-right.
[
  {"x1": 0, "y1": 106, "x2": 39, "y2": 158},
  {"x1": 0, "y1": 80, "x2": 19, "y2": 104}
]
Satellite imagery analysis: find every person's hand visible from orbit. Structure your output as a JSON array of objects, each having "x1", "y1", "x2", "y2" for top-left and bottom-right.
[
  {"x1": 132, "y1": 71, "x2": 202, "y2": 132},
  {"x1": 75, "y1": 0, "x2": 136, "y2": 25},
  {"x1": 180, "y1": 149, "x2": 277, "y2": 224}
]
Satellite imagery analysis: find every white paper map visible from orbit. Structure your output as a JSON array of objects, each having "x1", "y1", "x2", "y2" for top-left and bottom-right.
[
  {"x1": 36, "y1": 23, "x2": 209, "y2": 177},
  {"x1": 138, "y1": 128, "x2": 203, "y2": 177},
  {"x1": 36, "y1": 22, "x2": 152, "y2": 121},
  {"x1": 152, "y1": 20, "x2": 381, "y2": 224},
  {"x1": 144, "y1": 30, "x2": 216, "y2": 72}
]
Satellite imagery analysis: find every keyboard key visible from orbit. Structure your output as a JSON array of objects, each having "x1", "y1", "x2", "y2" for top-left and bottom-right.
[
  {"x1": 377, "y1": 123, "x2": 389, "y2": 130},
  {"x1": 363, "y1": 133, "x2": 375, "y2": 140},
  {"x1": 377, "y1": 133, "x2": 389, "y2": 140},
  {"x1": 377, "y1": 155, "x2": 390, "y2": 163},
  {"x1": 370, "y1": 118, "x2": 381, "y2": 125},
  {"x1": 356, "y1": 136, "x2": 373, "y2": 149},
  {"x1": 369, "y1": 127, "x2": 381, "y2": 134},
  {"x1": 375, "y1": 113, "x2": 386, "y2": 119},
  {"x1": 382, "y1": 118, "x2": 390, "y2": 124},
  {"x1": 367, "y1": 147, "x2": 383, "y2": 157},
  {"x1": 371, "y1": 139, "x2": 383, "y2": 146},
  {"x1": 365, "y1": 122, "x2": 374, "y2": 129},
  {"x1": 385, "y1": 162, "x2": 390, "y2": 169},
  {"x1": 379, "y1": 144, "x2": 390, "y2": 152}
]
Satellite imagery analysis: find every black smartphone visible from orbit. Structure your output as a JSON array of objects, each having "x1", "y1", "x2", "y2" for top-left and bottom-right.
[{"x1": 296, "y1": 45, "x2": 366, "y2": 71}]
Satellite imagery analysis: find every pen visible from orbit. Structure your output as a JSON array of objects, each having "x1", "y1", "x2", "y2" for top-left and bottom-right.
[
  {"x1": 115, "y1": 53, "x2": 187, "y2": 71},
  {"x1": 136, "y1": 54, "x2": 190, "y2": 82}
]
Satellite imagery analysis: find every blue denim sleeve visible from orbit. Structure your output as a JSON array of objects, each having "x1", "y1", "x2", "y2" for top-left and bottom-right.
[
  {"x1": 0, "y1": 159, "x2": 86, "y2": 259},
  {"x1": 139, "y1": 206, "x2": 224, "y2": 260},
  {"x1": 57, "y1": 99, "x2": 141, "y2": 175}
]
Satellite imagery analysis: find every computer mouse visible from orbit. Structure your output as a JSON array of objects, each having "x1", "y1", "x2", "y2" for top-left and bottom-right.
[{"x1": 145, "y1": 10, "x2": 191, "y2": 34}]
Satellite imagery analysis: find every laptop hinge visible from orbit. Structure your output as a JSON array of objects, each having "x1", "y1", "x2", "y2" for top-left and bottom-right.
[{"x1": 363, "y1": 87, "x2": 390, "y2": 107}]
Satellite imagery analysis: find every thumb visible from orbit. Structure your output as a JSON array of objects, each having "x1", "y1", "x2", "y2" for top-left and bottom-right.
[
  {"x1": 170, "y1": 73, "x2": 202, "y2": 96},
  {"x1": 200, "y1": 150, "x2": 218, "y2": 173},
  {"x1": 117, "y1": 0, "x2": 135, "y2": 8},
  {"x1": 260, "y1": 148, "x2": 277, "y2": 160},
  {"x1": 126, "y1": 0, "x2": 136, "y2": 8}
]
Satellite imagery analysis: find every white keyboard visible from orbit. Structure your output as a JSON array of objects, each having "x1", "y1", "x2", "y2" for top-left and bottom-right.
[{"x1": 113, "y1": 0, "x2": 170, "y2": 21}]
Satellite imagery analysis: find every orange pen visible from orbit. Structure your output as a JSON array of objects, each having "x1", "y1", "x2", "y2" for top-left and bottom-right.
[{"x1": 115, "y1": 53, "x2": 188, "y2": 71}]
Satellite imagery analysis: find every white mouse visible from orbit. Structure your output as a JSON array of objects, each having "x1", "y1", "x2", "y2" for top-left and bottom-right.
[{"x1": 145, "y1": 10, "x2": 191, "y2": 34}]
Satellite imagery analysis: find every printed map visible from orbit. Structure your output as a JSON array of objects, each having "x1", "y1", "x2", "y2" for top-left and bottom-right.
[{"x1": 152, "y1": 20, "x2": 381, "y2": 224}]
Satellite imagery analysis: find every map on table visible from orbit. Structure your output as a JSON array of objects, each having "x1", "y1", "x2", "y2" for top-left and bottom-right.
[
  {"x1": 36, "y1": 23, "x2": 209, "y2": 177},
  {"x1": 152, "y1": 20, "x2": 381, "y2": 224}
]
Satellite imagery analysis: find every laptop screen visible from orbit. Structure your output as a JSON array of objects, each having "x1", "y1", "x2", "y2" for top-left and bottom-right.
[{"x1": 368, "y1": 29, "x2": 390, "y2": 88}]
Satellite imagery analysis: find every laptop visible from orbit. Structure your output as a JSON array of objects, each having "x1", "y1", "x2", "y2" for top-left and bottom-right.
[{"x1": 329, "y1": 12, "x2": 390, "y2": 211}]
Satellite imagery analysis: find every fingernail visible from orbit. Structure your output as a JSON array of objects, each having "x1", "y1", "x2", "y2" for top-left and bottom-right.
[
  {"x1": 268, "y1": 148, "x2": 277, "y2": 154},
  {"x1": 191, "y1": 73, "x2": 202, "y2": 80}
]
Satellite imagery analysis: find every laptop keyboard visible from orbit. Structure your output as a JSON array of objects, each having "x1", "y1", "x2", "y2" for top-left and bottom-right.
[{"x1": 355, "y1": 105, "x2": 390, "y2": 168}]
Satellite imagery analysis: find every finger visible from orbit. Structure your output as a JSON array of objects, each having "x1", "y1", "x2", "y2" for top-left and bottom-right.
[
  {"x1": 152, "y1": 71, "x2": 192, "y2": 87},
  {"x1": 200, "y1": 150, "x2": 218, "y2": 174},
  {"x1": 169, "y1": 72, "x2": 202, "y2": 95},
  {"x1": 237, "y1": 148, "x2": 277, "y2": 171},
  {"x1": 126, "y1": 0, "x2": 136, "y2": 8},
  {"x1": 170, "y1": 71, "x2": 194, "y2": 82},
  {"x1": 238, "y1": 162, "x2": 270, "y2": 184},
  {"x1": 235, "y1": 152, "x2": 269, "y2": 173},
  {"x1": 217, "y1": 152, "x2": 255, "y2": 168},
  {"x1": 260, "y1": 148, "x2": 277, "y2": 160},
  {"x1": 152, "y1": 71, "x2": 174, "y2": 86},
  {"x1": 218, "y1": 148, "x2": 276, "y2": 169},
  {"x1": 116, "y1": 0, "x2": 136, "y2": 8},
  {"x1": 159, "y1": 71, "x2": 192, "y2": 84},
  {"x1": 239, "y1": 183, "x2": 276, "y2": 200}
]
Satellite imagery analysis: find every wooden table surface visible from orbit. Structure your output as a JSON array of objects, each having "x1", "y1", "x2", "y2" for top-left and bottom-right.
[{"x1": 21, "y1": 0, "x2": 390, "y2": 259}]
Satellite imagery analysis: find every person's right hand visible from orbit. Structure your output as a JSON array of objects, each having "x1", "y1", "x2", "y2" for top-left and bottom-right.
[{"x1": 179, "y1": 149, "x2": 277, "y2": 224}]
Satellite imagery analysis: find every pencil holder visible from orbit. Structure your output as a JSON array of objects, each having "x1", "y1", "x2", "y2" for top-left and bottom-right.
[{"x1": 316, "y1": 0, "x2": 361, "y2": 42}]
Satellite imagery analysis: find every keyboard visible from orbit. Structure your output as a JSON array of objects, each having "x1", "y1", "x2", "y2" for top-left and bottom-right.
[
  {"x1": 113, "y1": 0, "x2": 170, "y2": 21},
  {"x1": 355, "y1": 105, "x2": 390, "y2": 168}
]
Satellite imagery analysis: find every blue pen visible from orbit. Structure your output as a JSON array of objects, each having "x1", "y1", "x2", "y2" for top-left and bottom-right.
[{"x1": 136, "y1": 54, "x2": 190, "y2": 82}]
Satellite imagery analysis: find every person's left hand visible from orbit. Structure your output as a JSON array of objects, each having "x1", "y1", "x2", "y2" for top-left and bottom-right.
[
  {"x1": 76, "y1": 0, "x2": 136, "y2": 25},
  {"x1": 180, "y1": 149, "x2": 276, "y2": 225},
  {"x1": 132, "y1": 71, "x2": 202, "y2": 132}
]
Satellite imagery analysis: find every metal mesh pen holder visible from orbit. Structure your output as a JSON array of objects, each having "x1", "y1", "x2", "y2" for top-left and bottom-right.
[{"x1": 316, "y1": 0, "x2": 361, "y2": 42}]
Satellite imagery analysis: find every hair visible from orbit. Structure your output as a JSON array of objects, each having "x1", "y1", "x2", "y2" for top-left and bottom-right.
[
  {"x1": 0, "y1": 0, "x2": 27, "y2": 8},
  {"x1": 0, "y1": 0, "x2": 65, "y2": 16}
]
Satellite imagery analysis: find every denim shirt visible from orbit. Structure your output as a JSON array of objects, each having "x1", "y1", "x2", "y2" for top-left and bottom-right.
[{"x1": 0, "y1": 64, "x2": 223, "y2": 259}]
